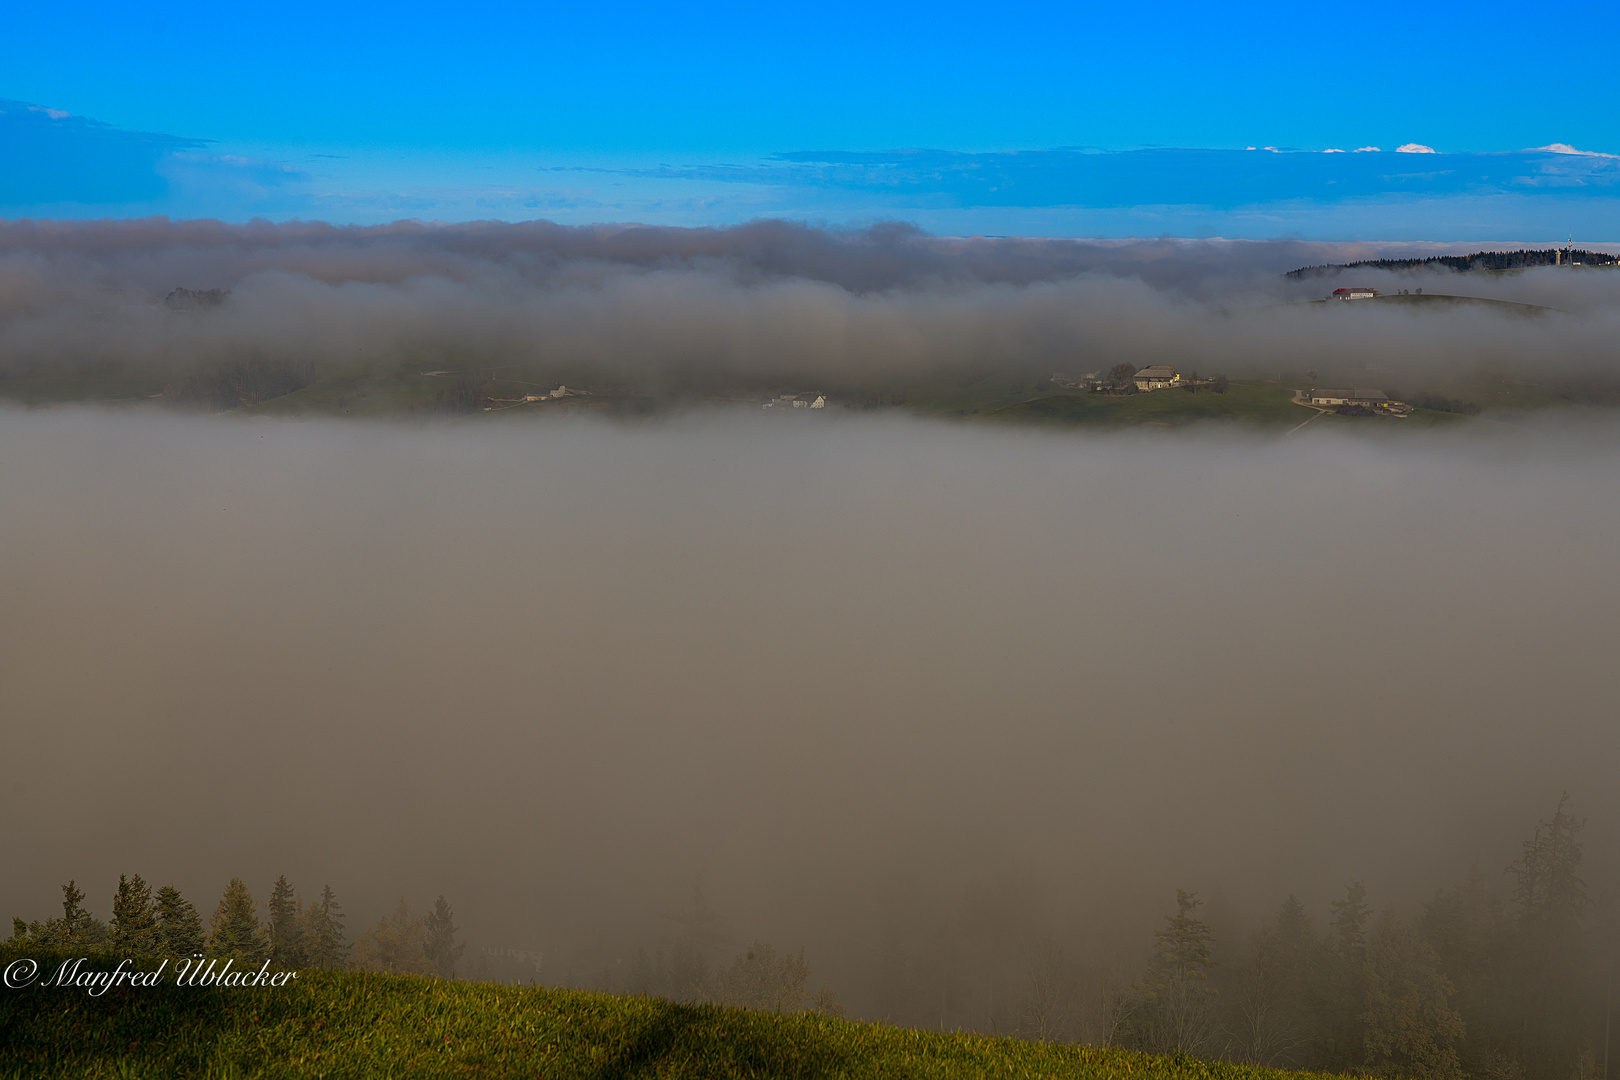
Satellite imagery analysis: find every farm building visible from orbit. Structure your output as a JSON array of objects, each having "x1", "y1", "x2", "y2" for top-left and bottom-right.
[
  {"x1": 1307, "y1": 387, "x2": 1408, "y2": 411},
  {"x1": 762, "y1": 393, "x2": 827, "y2": 409},
  {"x1": 1133, "y1": 365, "x2": 1181, "y2": 391},
  {"x1": 1331, "y1": 287, "x2": 1380, "y2": 300}
]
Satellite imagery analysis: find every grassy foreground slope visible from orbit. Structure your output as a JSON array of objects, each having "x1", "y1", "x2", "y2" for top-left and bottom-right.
[{"x1": 0, "y1": 960, "x2": 1348, "y2": 1080}]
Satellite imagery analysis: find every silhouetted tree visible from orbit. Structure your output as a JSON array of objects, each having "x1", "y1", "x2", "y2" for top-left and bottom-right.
[
  {"x1": 267, "y1": 875, "x2": 308, "y2": 968},
  {"x1": 154, "y1": 885, "x2": 206, "y2": 958},
  {"x1": 1503, "y1": 795, "x2": 1591, "y2": 1080},
  {"x1": 424, "y1": 895, "x2": 464, "y2": 980},
  {"x1": 1313, "y1": 882, "x2": 1376, "y2": 1068},
  {"x1": 59, "y1": 880, "x2": 90, "y2": 944},
  {"x1": 303, "y1": 885, "x2": 349, "y2": 971},
  {"x1": 110, "y1": 874, "x2": 158, "y2": 954},
  {"x1": 1122, "y1": 890, "x2": 1218, "y2": 1055},
  {"x1": 208, "y1": 878, "x2": 266, "y2": 962},
  {"x1": 1362, "y1": 918, "x2": 1466, "y2": 1079}
]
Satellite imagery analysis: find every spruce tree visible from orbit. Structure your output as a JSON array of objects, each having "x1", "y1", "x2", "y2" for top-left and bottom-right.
[
  {"x1": 110, "y1": 874, "x2": 159, "y2": 954},
  {"x1": 304, "y1": 885, "x2": 349, "y2": 971},
  {"x1": 59, "y1": 880, "x2": 89, "y2": 944},
  {"x1": 424, "y1": 895, "x2": 465, "y2": 980},
  {"x1": 208, "y1": 878, "x2": 267, "y2": 962},
  {"x1": 155, "y1": 885, "x2": 206, "y2": 958},
  {"x1": 1323, "y1": 882, "x2": 1373, "y2": 1071},
  {"x1": 1130, "y1": 890, "x2": 1217, "y2": 1055},
  {"x1": 266, "y1": 875, "x2": 307, "y2": 968},
  {"x1": 1504, "y1": 795, "x2": 1591, "y2": 1080}
]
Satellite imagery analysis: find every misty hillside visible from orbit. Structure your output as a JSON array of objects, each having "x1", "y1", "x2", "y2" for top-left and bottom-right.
[
  {"x1": 0, "y1": 951, "x2": 1349, "y2": 1080},
  {"x1": 1285, "y1": 249, "x2": 1620, "y2": 277}
]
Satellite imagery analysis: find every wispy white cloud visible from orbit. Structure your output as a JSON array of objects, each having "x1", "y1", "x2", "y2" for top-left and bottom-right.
[
  {"x1": 1323, "y1": 148, "x2": 1344, "y2": 153},
  {"x1": 1533, "y1": 143, "x2": 1620, "y2": 159},
  {"x1": 1354, "y1": 146, "x2": 1380, "y2": 153},
  {"x1": 1397, "y1": 143, "x2": 1438, "y2": 154}
]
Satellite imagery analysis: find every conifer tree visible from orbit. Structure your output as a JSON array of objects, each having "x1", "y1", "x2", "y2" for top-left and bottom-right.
[
  {"x1": 1331, "y1": 881, "x2": 1372, "y2": 962},
  {"x1": 59, "y1": 880, "x2": 89, "y2": 944},
  {"x1": 208, "y1": 878, "x2": 267, "y2": 962},
  {"x1": 424, "y1": 895, "x2": 465, "y2": 980},
  {"x1": 1504, "y1": 795, "x2": 1591, "y2": 1080},
  {"x1": 154, "y1": 885, "x2": 206, "y2": 958},
  {"x1": 303, "y1": 885, "x2": 349, "y2": 970},
  {"x1": 1361, "y1": 918, "x2": 1465, "y2": 1080},
  {"x1": 266, "y1": 875, "x2": 307, "y2": 968},
  {"x1": 1323, "y1": 882, "x2": 1374, "y2": 1071},
  {"x1": 110, "y1": 874, "x2": 159, "y2": 954},
  {"x1": 1123, "y1": 890, "x2": 1218, "y2": 1055}
]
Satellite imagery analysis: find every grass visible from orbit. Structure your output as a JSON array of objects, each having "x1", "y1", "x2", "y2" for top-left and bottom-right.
[
  {"x1": 0, "y1": 363, "x2": 169, "y2": 407},
  {"x1": 898, "y1": 371, "x2": 1072, "y2": 417},
  {"x1": 239, "y1": 371, "x2": 452, "y2": 417},
  {"x1": 0, "y1": 950, "x2": 1350, "y2": 1080},
  {"x1": 985, "y1": 380, "x2": 1307, "y2": 429}
]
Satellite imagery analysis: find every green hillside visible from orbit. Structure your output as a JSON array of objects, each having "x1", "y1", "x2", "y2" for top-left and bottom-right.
[
  {"x1": 986, "y1": 380, "x2": 1306, "y2": 428},
  {"x1": 0, "y1": 951, "x2": 1347, "y2": 1080}
]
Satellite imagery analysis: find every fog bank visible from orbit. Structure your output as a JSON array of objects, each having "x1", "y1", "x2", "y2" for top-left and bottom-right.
[
  {"x1": 3, "y1": 218, "x2": 1619, "y2": 391},
  {"x1": 1, "y1": 409, "x2": 1614, "y2": 1014}
]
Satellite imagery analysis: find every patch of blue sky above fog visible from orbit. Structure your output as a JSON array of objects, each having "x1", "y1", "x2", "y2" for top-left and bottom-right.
[{"x1": 1, "y1": 0, "x2": 1617, "y2": 238}]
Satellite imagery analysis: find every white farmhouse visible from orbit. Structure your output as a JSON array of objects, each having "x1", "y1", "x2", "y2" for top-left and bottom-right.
[
  {"x1": 1307, "y1": 387, "x2": 1406, "y2": 411},
  {"x1": 1133, "y1": 365, "x2": 1181, "y2": 391}
]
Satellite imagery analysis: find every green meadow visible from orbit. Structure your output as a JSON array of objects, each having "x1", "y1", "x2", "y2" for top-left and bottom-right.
[
  {"x1": 0, "y1": 950, "x2": 1351, "y2": 1080},
  {"x1": 986, "y1": 380, "x2": 1310, "y2": 429}
]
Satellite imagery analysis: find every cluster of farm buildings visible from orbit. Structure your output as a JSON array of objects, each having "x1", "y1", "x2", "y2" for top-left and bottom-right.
[
  {"x1": 762, "y1": 392, "x2": 827, "y2": 409},
  {"x1": 1304, "y1": 387, "x2": 1411, "y2": 413},
  {"x1": 1052, "y1": 365, "x2": 1194, "y2": 391}
]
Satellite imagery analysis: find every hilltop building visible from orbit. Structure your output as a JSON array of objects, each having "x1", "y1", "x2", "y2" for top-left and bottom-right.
[
  {"x1": 1331, "y1": 287, "x2": 1380, "y2": 300},
  {"x1": 1307, "y1": 387, "x2": 1409, "y2": 412},
  {"x1": 1133, "y1": 365, "x2": 1181, "y2": 391},
  {"x1": 762, "y1": 393, "x2": 827, "y2": 409}
]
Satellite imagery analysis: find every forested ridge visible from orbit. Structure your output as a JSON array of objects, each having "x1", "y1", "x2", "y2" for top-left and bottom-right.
[{"x1": 1286, "y1": 250, "x2": 1619, "y2": 278}]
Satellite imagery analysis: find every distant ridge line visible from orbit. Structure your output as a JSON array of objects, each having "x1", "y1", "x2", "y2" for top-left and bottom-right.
[{"x1": 1285, "y1": 249, "x2": 1618, "y2": 278}]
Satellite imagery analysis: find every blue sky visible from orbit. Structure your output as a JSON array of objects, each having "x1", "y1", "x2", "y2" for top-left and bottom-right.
[{"x1": 3, "y1": 0, "x2": 1617, "y2": 239}]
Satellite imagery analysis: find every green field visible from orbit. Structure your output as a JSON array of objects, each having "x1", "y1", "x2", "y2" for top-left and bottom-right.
[
  {"x1": 238, "y1": 371, "x2": 451, "y2": 417},
  {"x1": 985, "y1": 380, "x2": 1311, "y2": 429},
  {"x1": 0, "y1": 951, "x2": 1349, "y2": 1080},
  {"x1": 1314, "y1": 293, "x2": 1554, "y2": 316}
]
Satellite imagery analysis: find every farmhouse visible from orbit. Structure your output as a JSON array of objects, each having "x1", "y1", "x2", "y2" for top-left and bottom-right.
[
  {"x1": 762, "y1": 393, "x2": 827, "y2": 409},
  {"x1": 1133, "y1": 365, "x2": 1181, "y2": 391},
  {"x1": 1331, "y1": 287, "x2": 1380, "y2": 300},
  {"x1": 1307, "y1": 387, "x2": 1408, "y2": 411}
]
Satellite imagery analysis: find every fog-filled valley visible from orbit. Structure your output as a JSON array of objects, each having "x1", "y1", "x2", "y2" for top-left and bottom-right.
[
  {"x1": 3, "y1": 406, "x2": 1615, "y2": 1074},
  {"x1": 3, "y1": 218, "x2": 1619, "y2": 1077}
]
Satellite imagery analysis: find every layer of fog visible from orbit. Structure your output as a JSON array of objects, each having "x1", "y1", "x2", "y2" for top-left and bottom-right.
[
  {"x1": 2, "y1": 408, "x2": 1614, "y2": 1014},
  {"x1": 2, "y1": 219, "x2": 1618, "y2": 391}
]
